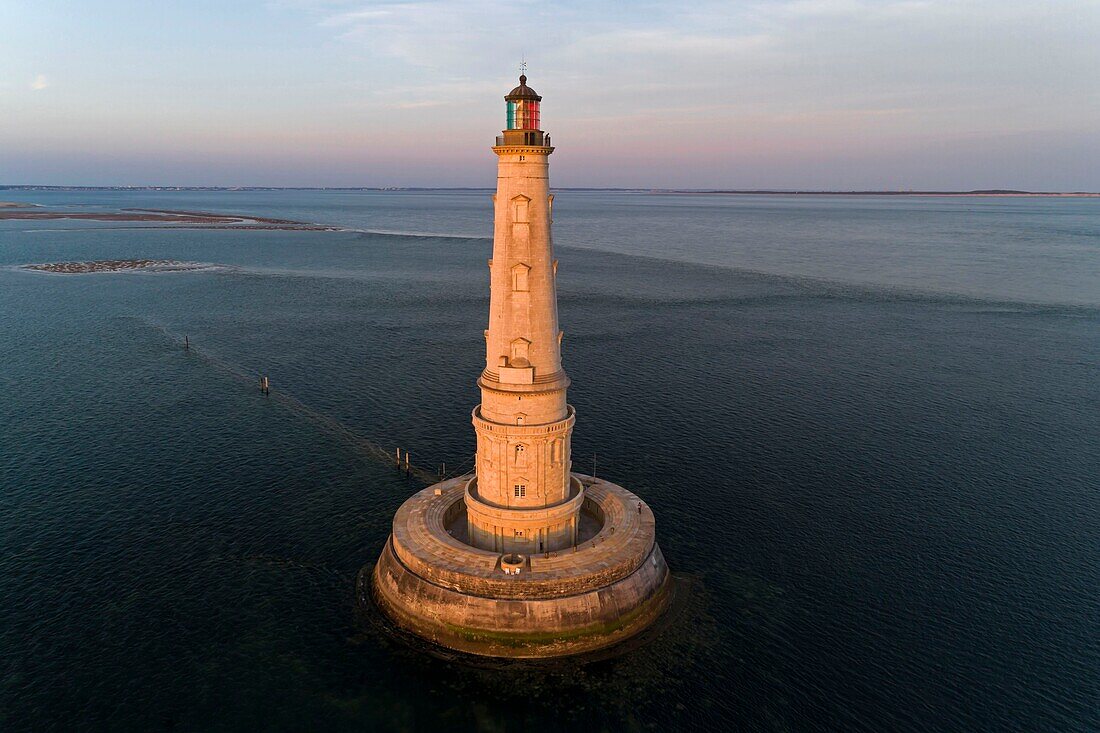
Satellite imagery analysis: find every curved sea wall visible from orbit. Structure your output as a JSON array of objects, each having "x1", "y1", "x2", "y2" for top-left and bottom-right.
[{"x1": 363, "y1": 474, "x2": 671, "y2": 658}]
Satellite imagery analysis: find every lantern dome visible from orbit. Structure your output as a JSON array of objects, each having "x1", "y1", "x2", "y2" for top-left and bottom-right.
[{"x1": 505, "y1": 75, "x2": 542, "y2": 102}]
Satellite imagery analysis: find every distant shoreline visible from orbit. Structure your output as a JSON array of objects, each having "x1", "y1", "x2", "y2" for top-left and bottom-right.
[{"x1": 1, "y1": 185, "x2": 1097, "y2": 197}]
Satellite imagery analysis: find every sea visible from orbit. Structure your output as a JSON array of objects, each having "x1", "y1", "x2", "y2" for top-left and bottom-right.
[{"x1": 1, "y1": 190, "x2": 1097, "y2": 732}]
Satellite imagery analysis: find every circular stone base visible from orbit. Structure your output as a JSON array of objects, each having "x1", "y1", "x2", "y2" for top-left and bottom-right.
[{"x1": 362, "y1": 473, "x2": 671, "y2": 658}]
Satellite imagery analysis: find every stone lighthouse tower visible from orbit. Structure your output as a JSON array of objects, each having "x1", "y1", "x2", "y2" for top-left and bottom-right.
[
  {"x1": 466, "y1": 74, "x2": 581, "y2": 555},
  {"x1": 365, "y1": 73, "x2": 671, "y2": 658}
]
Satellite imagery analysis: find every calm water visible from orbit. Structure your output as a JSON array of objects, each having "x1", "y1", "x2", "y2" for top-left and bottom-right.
[{"x1": 1, "y1": 191, "x2": 1098, "y2": 732}]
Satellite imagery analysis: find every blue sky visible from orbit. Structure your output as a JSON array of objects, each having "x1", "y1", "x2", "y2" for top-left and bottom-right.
[{"x1": 3, "y1": 0, "x2": 1099, "y2": 188}]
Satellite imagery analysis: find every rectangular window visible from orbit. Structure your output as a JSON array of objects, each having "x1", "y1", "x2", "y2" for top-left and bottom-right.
[
  {"x1": 514, "y1": 484, "x2": 526, "y2": 498},
  {"x1": 512, "y1": 267, "x2": 529, "y2": 292}
]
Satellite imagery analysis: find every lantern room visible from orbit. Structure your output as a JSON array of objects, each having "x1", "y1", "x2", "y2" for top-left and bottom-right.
[
  {"x1": 498, "y1": 75, "x2": 549, "y2": 148},
  {"x1": 506, "y1": 75, "x2": 540, "y2": 129}
]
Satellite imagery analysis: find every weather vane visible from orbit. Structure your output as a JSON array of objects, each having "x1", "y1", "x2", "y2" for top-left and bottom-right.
[{"x1": 520, "y1": 58, "x2": 527, "y2": 76}]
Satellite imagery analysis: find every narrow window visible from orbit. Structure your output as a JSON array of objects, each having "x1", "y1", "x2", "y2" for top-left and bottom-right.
[
  {"x1": 510, "y1": 338, "x2": 530, "y2": 364},
  {"x1": 511, "y1": 263, "x2": 530, "y2": 292},
  {"x1": 513, "y1": 484, "x2": 526, "y2": 498},
  {"x1": 550, "y1": 438, "x2": 562, "y2": 464},
  {"x1": 512, "y1": 197, "x2": 529, "y2": 223}
]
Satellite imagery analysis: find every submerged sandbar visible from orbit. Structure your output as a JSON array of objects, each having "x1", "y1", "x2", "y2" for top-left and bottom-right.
[
  {"x1": 23, "y1": 259, "x2": 218, "y2": 274},
  {"x1": 0, "y1": 207, "x2": 338, "y2": 230}
]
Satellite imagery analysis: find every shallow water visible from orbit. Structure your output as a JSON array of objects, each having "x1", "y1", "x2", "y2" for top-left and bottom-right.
[{"x1": 1, "y1": 191, "x2": 1098, "y2": 731}]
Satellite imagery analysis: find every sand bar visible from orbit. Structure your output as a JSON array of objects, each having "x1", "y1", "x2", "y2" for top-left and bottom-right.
[
  {"x1": 0, "y1": 207, "x2": 338, "y2": 229},
  {"x1": 22, "y1": 259, "x2": 218, "y2": 274}
]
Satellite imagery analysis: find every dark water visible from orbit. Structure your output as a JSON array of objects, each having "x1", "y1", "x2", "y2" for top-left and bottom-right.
[{"x1": 1, "y1": 191, "x2": 1098, "y2": 732}]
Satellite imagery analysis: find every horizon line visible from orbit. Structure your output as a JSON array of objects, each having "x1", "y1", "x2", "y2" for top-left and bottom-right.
[{"x1": 3, "y1": 185, "x2": 1100, "y2": 197}]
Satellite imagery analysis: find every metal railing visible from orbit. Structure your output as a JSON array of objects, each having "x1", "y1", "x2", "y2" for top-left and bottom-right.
[{"x1": 494, "y1": 134, "x2": 551, "y2": 147}]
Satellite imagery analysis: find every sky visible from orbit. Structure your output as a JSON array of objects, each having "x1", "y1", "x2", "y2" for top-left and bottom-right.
[{"x1": 2, "y1": 0, "x2": 1099, "y2": 189}]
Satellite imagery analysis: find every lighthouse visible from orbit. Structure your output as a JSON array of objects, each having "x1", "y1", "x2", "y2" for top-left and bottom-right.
[
  {"x1": 467, "y1": 74, "x2": 581, "y2": 555},
  {"x1": 364, "y1": 73, "x2": 672, "y2": 658}
]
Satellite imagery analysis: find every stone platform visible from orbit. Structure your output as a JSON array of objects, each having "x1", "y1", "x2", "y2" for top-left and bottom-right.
[{"x1": 363, "y1": 473, "x2": 671, "y2": 658}]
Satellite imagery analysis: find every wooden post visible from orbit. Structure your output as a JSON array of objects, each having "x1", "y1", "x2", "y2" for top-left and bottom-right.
[
  {"x1": 184, "y1": 335, "x2": 189, "y2": 350},
  {"x1": 404, "y1": 451, "x2": 410, "y2": 477},
  {"x1": 260, "y1": 376, "x2": 270, "y2": 395},
  {"x1": 395, "y1": 447, "x2": 402, "y2": 468}
]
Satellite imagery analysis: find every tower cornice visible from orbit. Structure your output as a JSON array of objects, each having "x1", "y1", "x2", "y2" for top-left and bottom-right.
[{"x1": 492, "y1": 145, "x2": 554, "y2": 156}]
